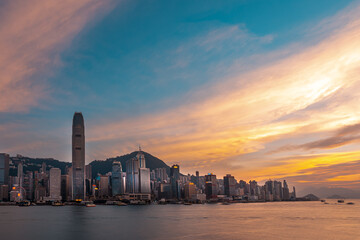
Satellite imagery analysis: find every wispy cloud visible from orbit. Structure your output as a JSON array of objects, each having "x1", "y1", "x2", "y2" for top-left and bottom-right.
[
  {"x1": 85, "y1": 2, "x2": 360, "y2": 187},
  {"x1": 0, "y1": 0, "x2": 117, "y2": 112}
]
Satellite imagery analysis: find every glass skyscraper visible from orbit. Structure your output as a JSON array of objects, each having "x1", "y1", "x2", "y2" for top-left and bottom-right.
[{"x1": 72, "y1": 112, "x2": 85, "y2": 201}]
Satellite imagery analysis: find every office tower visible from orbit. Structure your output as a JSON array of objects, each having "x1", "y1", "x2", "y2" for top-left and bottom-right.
[
  {"x1": 158, "y1": 183, "x2": 172, "y2": 199},
  {"x1": 99, "y1": 175, "x2": 109, "y2": 198},
  {"x1": 139, "y1": 168, "x2": 151, "y2": 193},
  {"x1": 282, "y1": 180, "x2": 290, "y2": 200},
  {"x1": 23, "y1": 172, "x2": 34, "y2": 200},
  {"x1": 72, "y1": 112, "x2": 85, "y2": 201},
  {"x1": 0, "y1": 153, "x2": 9, "y2": 185},
  {"x1": 170, "y1": 165, "x2": 180, "y2": 180},
  {"x1": 61, "y1": 175, "x2": 71, "y2": 201},
  {"x1": 274, "y1": 181, "x2": 282, "y2": 201},
  {"x1": 136, "y1": 147, "x2": 146, "y2": 168},
  {"x1": 224, "y1": 174, "x2": 236, "y2": 197},
  {"x1": 126, "y1": 158, "x2": 140, "y2": 193},
  {"x1": 265, "y1": 180, "x2": 274, "y2": 201},
  {"x1": 184, "y1": 182, "x2": 196, "y2": 200},
  {"x1": 0, "y1": 185, "x2": 9, "y2": 201},
  {"x1": 112, "y1": 161, "x2": 123, "y2": 196},
  {"x1": 17, "y1": 162, "x2": 23, "y2": 188},
  {"x1": 195, "y1": 171, "x2": 200, "y2": 188},
  {"x1": 49, "y1": 168, "x2": 61, "y2": 200},
  {"x1": 249, "y1": 180, "x2": 257, "y2": 197},
  {"x1": 205, "y1": 173, "x2": 218, "y2": 199},
  {"x1": 291, "y1": 186, "x2": 296, "y2": 199},
  {"x1": 155, "y1": 168, "x2": 168, "y2": 182},
  {"x1": 85, "y1": 164, "x2": 92, "y2": 180}
]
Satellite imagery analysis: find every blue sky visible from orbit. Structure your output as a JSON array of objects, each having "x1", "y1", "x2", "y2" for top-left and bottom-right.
[{"x1": 1, "y1": 0, "x2": 360, "y2": 188}]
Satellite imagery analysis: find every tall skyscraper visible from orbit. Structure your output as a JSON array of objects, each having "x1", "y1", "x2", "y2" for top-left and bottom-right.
[
  {"x1": 0, "y1": 153, "x2": 9, "y2": 185},
  {"x1": 112, "y1": 161, "x2": 124, "y2": 196},
  {"x1": 72, "y1": 112, "x2": 85, "y2": 201},
  {"x1": 170, "y1": 165, "x2": 181, "y2": 199},
  {"x1": 139, "y1": 168, "x2": 151, "y2": 193},
  {"x1": 126, "y1": 158, "x2": 140, "y2": 193},
  {"x1": 205, "y1": 173, "x2": 218, "y2": 199},
  {"x1": 49, "y1": 168, "x2": 61, "y2": 200},
  {"x1": 224, "y1": 174, "x2": 236, "y2": 197},
  {"x1": 136, "y1": 147, "x2": 146, "y2": 168}
]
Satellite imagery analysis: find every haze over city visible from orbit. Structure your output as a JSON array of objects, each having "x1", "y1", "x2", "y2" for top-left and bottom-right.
[{"x1": 1, "y1": 0, "x2": 360, "y2": 191}]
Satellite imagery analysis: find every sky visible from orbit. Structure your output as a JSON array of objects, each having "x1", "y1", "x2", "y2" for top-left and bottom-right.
[{"x1": 1, "y1": 0, "x2": 360, "y2": 190}]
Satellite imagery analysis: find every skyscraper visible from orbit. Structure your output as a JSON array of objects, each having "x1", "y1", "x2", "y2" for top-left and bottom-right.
[
  {"x1": 126, "y1": 158, "x2": 140, "y2": 193},
  {"x1": 224, "y1": 174, "x2": 236, "y2": 197},
  {"x1": 72, "y1": 112, "x2": 85, "y2": 201},
  {"x1": 49, "y1": 168, "x2": 61, "y2": 200},
  {"x1": 112, "y1": 161, "x2": 124, "y2": 196},
  {"x1": 0, "y1": 153, "x2": 9, "y2": 185},
  {"x1": 136, "y1": 147, "x2": 146, "y2": 168}
]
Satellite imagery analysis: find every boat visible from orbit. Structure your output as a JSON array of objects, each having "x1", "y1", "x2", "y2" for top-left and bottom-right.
[
  {"x1": 117, "y1": 202, "x2": 128, "y2": 206},
  {"x1": 222, "y1": 202, "x2": 231, "y2": 205},
  {"x1": 320, "y1": 200, "x2": 326, "y2": 202},
  {"x1": 18, "y1": 201, "x2": 31, "y2": 207},
  {"x1": 338, "y1": 200, "x2": 345, "y2": 203},
  {"x1": 184, "y1": 202, "x2": 192, "y2": 205},
  {"x1": 347, "y1": 202, "x2": 355, "y2": 205},
  {"x1": 52, "y1": 201, "x2": 64, "y2": 206},
  {"x1": 85, "y1": 203, "x2": 96, "y2": 207}
]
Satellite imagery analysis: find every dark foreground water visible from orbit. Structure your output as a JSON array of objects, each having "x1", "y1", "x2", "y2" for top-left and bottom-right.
[{"x1": 0, "y1": 200, "x2": 359, "y2": 240}]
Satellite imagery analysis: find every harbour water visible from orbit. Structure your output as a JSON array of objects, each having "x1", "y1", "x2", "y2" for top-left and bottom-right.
[{"x1": 1, "y1": 200, "x2": 359, "y2": 240}]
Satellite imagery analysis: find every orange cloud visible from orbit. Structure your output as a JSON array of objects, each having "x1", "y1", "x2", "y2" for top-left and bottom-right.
[
  {"x1": 85, "y1": 2, "x2": 360, "y2": 187},
  {"x1": 0, "y1": 0, "x2": 116, "y2": 112}
]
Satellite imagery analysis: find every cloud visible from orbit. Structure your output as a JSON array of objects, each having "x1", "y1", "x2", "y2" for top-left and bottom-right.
[
  {"x1": 81, "y1": 2, "x2": 360, "y2": 188},
  {"x1": 272, "y1": 123, "x2": 360, "y2": 153},
  {"x1": 0, "y1": 0, "x2": 116, "y2": 112}
]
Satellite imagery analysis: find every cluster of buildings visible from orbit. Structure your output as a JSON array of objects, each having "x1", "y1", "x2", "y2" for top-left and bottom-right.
[{"x1": 0, "y1": 112, "x2": 296, "y2": 204}]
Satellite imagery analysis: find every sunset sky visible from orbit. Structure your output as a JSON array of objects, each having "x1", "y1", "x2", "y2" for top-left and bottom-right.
[{"x1": 1, "y1": 0, "x2": 360, "y2": 190}]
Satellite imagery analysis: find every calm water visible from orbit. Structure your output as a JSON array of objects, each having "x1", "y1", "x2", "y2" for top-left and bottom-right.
[{"x1": 0, "y1": 200, "x2": 359, "y2": 240}]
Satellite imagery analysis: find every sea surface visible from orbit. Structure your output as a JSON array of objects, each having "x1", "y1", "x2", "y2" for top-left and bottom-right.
[{"x1": 0, "y1": 199, "x2": 359, "y2": 240}]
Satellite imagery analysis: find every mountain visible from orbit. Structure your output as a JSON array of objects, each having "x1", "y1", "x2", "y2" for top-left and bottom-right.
[
  {"x1": 90, "y1": 151, "x2": 170, "y2": 177},
  {"x1": 9, "y1": 151, "x2": 170, "y2": 178},
  {"x1": 298, "y1": 187, "x2": 360, "y2": 199}
]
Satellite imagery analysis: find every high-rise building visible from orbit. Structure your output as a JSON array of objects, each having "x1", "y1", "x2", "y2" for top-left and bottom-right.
[
  {"x1": 136, "y1": 147, "x2": 146, "y2": 168},
  {"x1": 49, "y1": 168, "x2": 61, "y2": 200},
  {"x1": 17, "y1": 162, "x2": 23, "y2": 189},
  {"x1": 126, "y1": 158, "x2": 140, "y2": 193},
  {"x1": 112, "y1": 161, "x2": 124, "y2": 196},
  {"x1": 72, "y1": 112, "x2": 85, "y2": 201},
  {"x1": 184, "y1": 182, "x2": 196, "y2": 200},
  {"x1": 61, "y1": 175, "x2": 71, "y2": 201},
  {"x1": 85, "y1": 164, "x2": 92, "y2": 180},
  {"x1": 139, "y1": 168, "x2": 151, "y2": 193},
  {"x1": 0, "y1": 153, "x2": 9, "y2": 185},
  {"x1": 205, "y1": 173, "x2": 218, "y2": 199},
  {"x1": 224, "y1": 174, "x2": 236, "y2": 197},
  {"x1": 23, "y1": 172, "x2": 34, "y2": 200},
  {"x1": 282, "y1": 180, "x2": 290, "y2": 200},
  {"x1": 99, "y1": 175, "x2": 109, "y2": 198},
  {"x1": 170, "y1": 165, "x2": 180, "y2": 181}
]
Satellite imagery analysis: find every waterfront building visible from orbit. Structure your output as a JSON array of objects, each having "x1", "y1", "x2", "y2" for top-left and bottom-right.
[
  {"x1": 274, "y1": 181, "x2": 283, "y2": 201},
  {"x1": 72, "y1": 112, "x2": 85, "y2": 201},
  {"x1": 205, "y1": 173, "x2": 218, "y2": 199},
  {"x1": 112, "y1": 161, "x2": 124, "y2": 196},
  {"x1": 158, "y1": 183, "x2": 172, "y2": 199},
  {"x1": 139, "y1": 168, "x2": 151, "y2": 194},
  {"x1": 126, "y1": 158, "x2": 140, "y2": 193},
  {"x1": 184, "y1": 182, "x2": 196, "y2": 200},
  {"x1": 0, "y1": 153, "x2": 9, "y2": 185},
  {"x1": 61, "y1": 175, "x2": 71, "y2": 201},
  {"x1": 23, "y1": 172, "x2": 34, "y2": 200},
  {"x1": 282, "y1": 180, "x2": 290, "y2": 200},
  {"x1": 17, "y1": 162, "x2": 23, "y2": 189},
  {"x1": 0, "y1": 185, "x2": 9, "y2": 201},
  {"x1": 49, "y1": 168, "x2": 61, "y2": 200},
  {"x1": 99, "y1": 175, "x2": 109, "y2": 198},
  {"x1": 224, "y1": 174, "x2": 236, "y2": 197}
]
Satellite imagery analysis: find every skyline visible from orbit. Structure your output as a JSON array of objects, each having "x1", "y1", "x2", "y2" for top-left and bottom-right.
[{"x1": 1, "y1": 0, "x2": 360, "y2": 190}]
